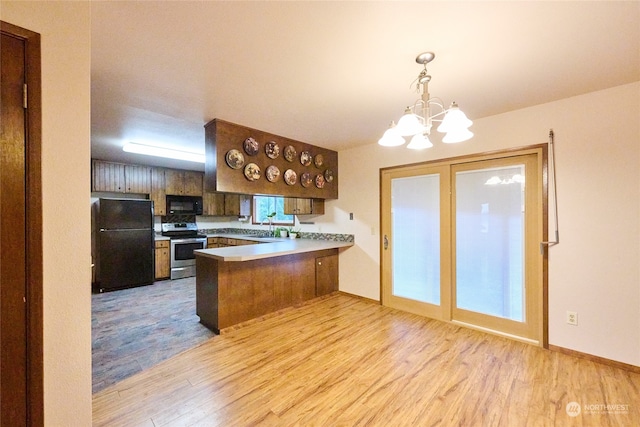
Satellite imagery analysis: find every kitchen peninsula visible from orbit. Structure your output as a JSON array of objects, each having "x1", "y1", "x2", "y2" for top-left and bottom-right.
[{"x1": 194, "y1": 237, "x2": 353, "y2": 333}]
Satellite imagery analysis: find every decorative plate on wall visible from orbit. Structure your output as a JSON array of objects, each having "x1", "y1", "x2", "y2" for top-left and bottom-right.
[
  {"x1": 265, "y1": 165, "x2": 281, "y2": 182},
  {"x1": 324, "y1": 169, "x2": 334, "y2": 182},
  {"x1": 244, "y1": 163, "x2": 261, "y2": 181},
  {"x1": 314, "y1": 154, "x2": 324, "y2": 168},
  {"x1": 315, "y1": 174, "x2": 326, "y2": 188},
  {"x1": 284, "y1": 145, "x2": 296, "y2": 162},
  {"x1": 301, "y1": 172, "x2": 312, "y2": 188},
  {"x1": 300, "y1": 151, "x2": 312, "y2": 167},
  {"x1": 243, "y1": 137, "x2": 259, "y2": 156},
  {"x1": 284, "y1": 169, "x2": 297, "y2": 186},
  {"x1": 265, "y1": 141, "x2": 280, "y2": 159},
  {"x1": 225, "y1": 149, "x2": 245, "y2": 170}
]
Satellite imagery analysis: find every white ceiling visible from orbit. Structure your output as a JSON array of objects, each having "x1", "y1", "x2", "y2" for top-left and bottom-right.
[{"x1": 91, "y1": 1, "x2": 640, "y2": 171}]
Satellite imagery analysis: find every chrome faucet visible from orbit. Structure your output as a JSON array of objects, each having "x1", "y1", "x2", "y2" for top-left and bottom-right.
[{"x1": 260, "y1": 217, "x2": 274, "y2": 237}]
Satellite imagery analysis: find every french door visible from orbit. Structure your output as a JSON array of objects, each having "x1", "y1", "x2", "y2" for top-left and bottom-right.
[{"x1": 381, "y1": 148, "x2": 545, "y2": 344}]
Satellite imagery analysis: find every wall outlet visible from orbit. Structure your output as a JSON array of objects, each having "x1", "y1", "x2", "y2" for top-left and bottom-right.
[{"x1": 566, "y1": 311, "x2": 578, "y2": 326}]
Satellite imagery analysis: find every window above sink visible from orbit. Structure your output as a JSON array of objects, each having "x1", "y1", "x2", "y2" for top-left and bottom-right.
[{"x1": 252, "y1": 196, "x2": 293, "y2": 226}]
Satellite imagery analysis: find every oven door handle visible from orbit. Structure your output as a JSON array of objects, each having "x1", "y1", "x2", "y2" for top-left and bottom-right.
[{"x1": 170, "y1": 238, "x2": 207, "y2": 244}]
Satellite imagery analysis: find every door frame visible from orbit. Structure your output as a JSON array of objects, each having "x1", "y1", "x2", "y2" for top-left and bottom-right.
[
  {"x1": 1, "y1": 20, "x2": 44, "y2": 426},
  {"x1": 380, "y1": 144, "x2": 548, "y2": 348}
]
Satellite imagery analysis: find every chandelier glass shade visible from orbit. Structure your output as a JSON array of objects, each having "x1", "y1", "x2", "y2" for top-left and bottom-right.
[
  {"x1": 407, "y1": 133, "x2": 433, "y2": 149},
  {"x1": 395, "y1": 109, "x2": 426, "y2": 136},
  {"x1": 378, "y1": 52, "x2": 473, "y2": 150},
  {"x1": 377, "y1": 121, "x2": 406, "y2": 147}
]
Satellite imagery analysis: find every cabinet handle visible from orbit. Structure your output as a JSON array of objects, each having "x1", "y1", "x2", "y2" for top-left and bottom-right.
[
  {"x1": 318, "y1": 261, "x2": 322, "y2": 266},
  {"x1": 384, "y1": 235, "x2": 389, "y2": 250}
]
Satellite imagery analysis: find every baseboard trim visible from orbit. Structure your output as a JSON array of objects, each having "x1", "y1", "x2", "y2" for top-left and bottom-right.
[
  {"x1": 548, "y1": 344, "x2": 640, "y2": 374},
  {"x1": 337, "y1": 291, "x2": 380, "y2": 304}
]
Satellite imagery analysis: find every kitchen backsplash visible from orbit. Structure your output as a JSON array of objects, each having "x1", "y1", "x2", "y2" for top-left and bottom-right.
[
  {"x1": 199, "y1": 228, "x2": 354, "y2": 243},
  {"x1": 162, "y1": 214, "x2": 196, "y2": 223}
]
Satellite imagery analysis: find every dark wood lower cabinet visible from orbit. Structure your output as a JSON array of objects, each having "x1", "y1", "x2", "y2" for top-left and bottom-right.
[
  {"x1": 196, "y1": 249, "x2": 338, "y2": 333},
  {"x1": 154, "y1": 240, "x2": 170, "y2": 280},
  {"x1": 316, "y1": 253, "x2": 339, "y2": 296}
]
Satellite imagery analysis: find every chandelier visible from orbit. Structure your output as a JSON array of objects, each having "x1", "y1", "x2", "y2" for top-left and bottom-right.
[{"x1": 378, "y1": 52, "x2": 473, "y2": 149}]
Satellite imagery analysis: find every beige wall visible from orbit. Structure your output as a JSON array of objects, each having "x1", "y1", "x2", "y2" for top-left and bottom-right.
[
  {"x1": 1, "y1": 5, "x2": 638, "y2": 426},
  {"x1": 335, "y1": 82, "x2": 640, "y2": 367},
  {"x1": 1, "y1": 1, "x2": 93, "y2": 425}
]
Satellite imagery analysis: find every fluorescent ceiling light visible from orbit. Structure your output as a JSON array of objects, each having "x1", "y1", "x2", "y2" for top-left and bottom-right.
[{"x1": 123, "y1": 142, "x2": 205, "y2": 163}]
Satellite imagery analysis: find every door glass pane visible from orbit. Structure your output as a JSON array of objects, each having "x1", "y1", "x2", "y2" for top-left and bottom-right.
[
  {"x1": 455, "y1": 165, "x2": 525, "y2": 321},
  {"x1": 391, "y1": 174, "x2": 440, "y2": 304}
]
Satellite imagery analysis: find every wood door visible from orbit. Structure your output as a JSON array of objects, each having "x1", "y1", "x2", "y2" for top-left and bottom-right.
[
  {"x1": 164, "y1": 169, "x2": 184, "y2": 195},
  {"x1": 380, "y1": 147, "x2": 547, "y2": 345},
  {"x1": 284, "y1": 198, "x2": 324, "y2": 215},
  {"x1": 309, "y1": 199, "x2": 324, "y2": 215},
  {"x1": 182, "y1": 171, "x2": 203, "y2": 196},
  {"x1": 92, "y1": 160, "x2": 125, "y2": 192},
  {"x1": 283, "y1": 197, "x2": 298, "y2": 214},
  {"x1": 150, "y1": 167, "x2": 166, "y2": 215},
  {"x1": 203, "y1": 192, "x2": 224, "y2": 216},
  {"x1": 1, "y1": 21, "x2": 44, "y2": 426},
  {"x1": 296, "y1": 198, "x2": 312, "y2": 214},
  {"x1": 316, "y1": 253, "x2": 338, "y2": 296},
  {"x1": 124, "y1": 164, "x2": 151, "y2": 194},
  {"x1": 224, "y1": 193, "x2": 240, "y2": 216},
  {"x1": 154, "y1": 240, "x2": 170, "y2": 279},
  {"x1": 381, "y1": 164, "x2": 450, "y2": 321},
  {"x1": 450, "y1": 155, "x2": 543, "y2": 341}
]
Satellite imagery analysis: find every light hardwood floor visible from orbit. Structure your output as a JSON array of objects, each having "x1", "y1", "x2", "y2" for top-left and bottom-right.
[{"x1": 93, "y1": 294, "x2": 640, "y2": 426}]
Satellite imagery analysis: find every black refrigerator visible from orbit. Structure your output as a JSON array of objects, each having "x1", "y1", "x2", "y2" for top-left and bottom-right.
[{"x1": 93, "y1": 198, "x2": 154, "y2": 292}]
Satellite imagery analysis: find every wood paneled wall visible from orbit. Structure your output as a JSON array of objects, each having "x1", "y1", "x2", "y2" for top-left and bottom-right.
[{"x1": 205, "y1": 119, "x2": 338, "y2": 199}]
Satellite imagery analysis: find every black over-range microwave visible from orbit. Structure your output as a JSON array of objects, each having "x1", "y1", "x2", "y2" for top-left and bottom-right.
[{"x1": 166, "y1": 195, "x2": 203, "y2": 215}]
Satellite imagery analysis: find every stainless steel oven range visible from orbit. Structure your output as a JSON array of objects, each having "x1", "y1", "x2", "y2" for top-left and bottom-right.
[{"x1": 161, "y1": 223, "x2": 207, "y2": 279}]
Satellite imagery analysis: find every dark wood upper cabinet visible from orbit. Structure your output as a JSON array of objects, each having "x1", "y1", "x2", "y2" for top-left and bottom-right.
[
  {"x1": 150, "y1": 167, "x2": 166, "y2": 216},
  {"x1": 284, "y1": 197, "x2": 325, "y2": 215},
  {"x1": 92, "y1": 160, "x2": 126, "y2": 192},
  {"x1": 165, "y1": 169, "x2": 202, "y2": 196},
  {"x1": 92, "y1": 160, "x2": 150, "y2": 194},
  {"x1": 223, "y1": 193, "x2": 251, "y2": 216},
  {"x1": 203, "y1": 192, "x2": 225, "y2": 216},
  {"x1": 124, "y1": 164, "x2": 151, "y2": 194}
]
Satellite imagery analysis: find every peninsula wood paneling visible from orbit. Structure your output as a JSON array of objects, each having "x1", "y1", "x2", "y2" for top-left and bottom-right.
[
  {"x1": 205, "y1": 119, "x2": 338, "y2": 199},
  {"x1": 196, "y1": 249, "x2": 337, "y2": 333}
]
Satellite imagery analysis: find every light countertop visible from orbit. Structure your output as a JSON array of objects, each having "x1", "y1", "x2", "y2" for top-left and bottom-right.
[{"x1": 194, "y1": 237, "x2": 353, "y2": 262}]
